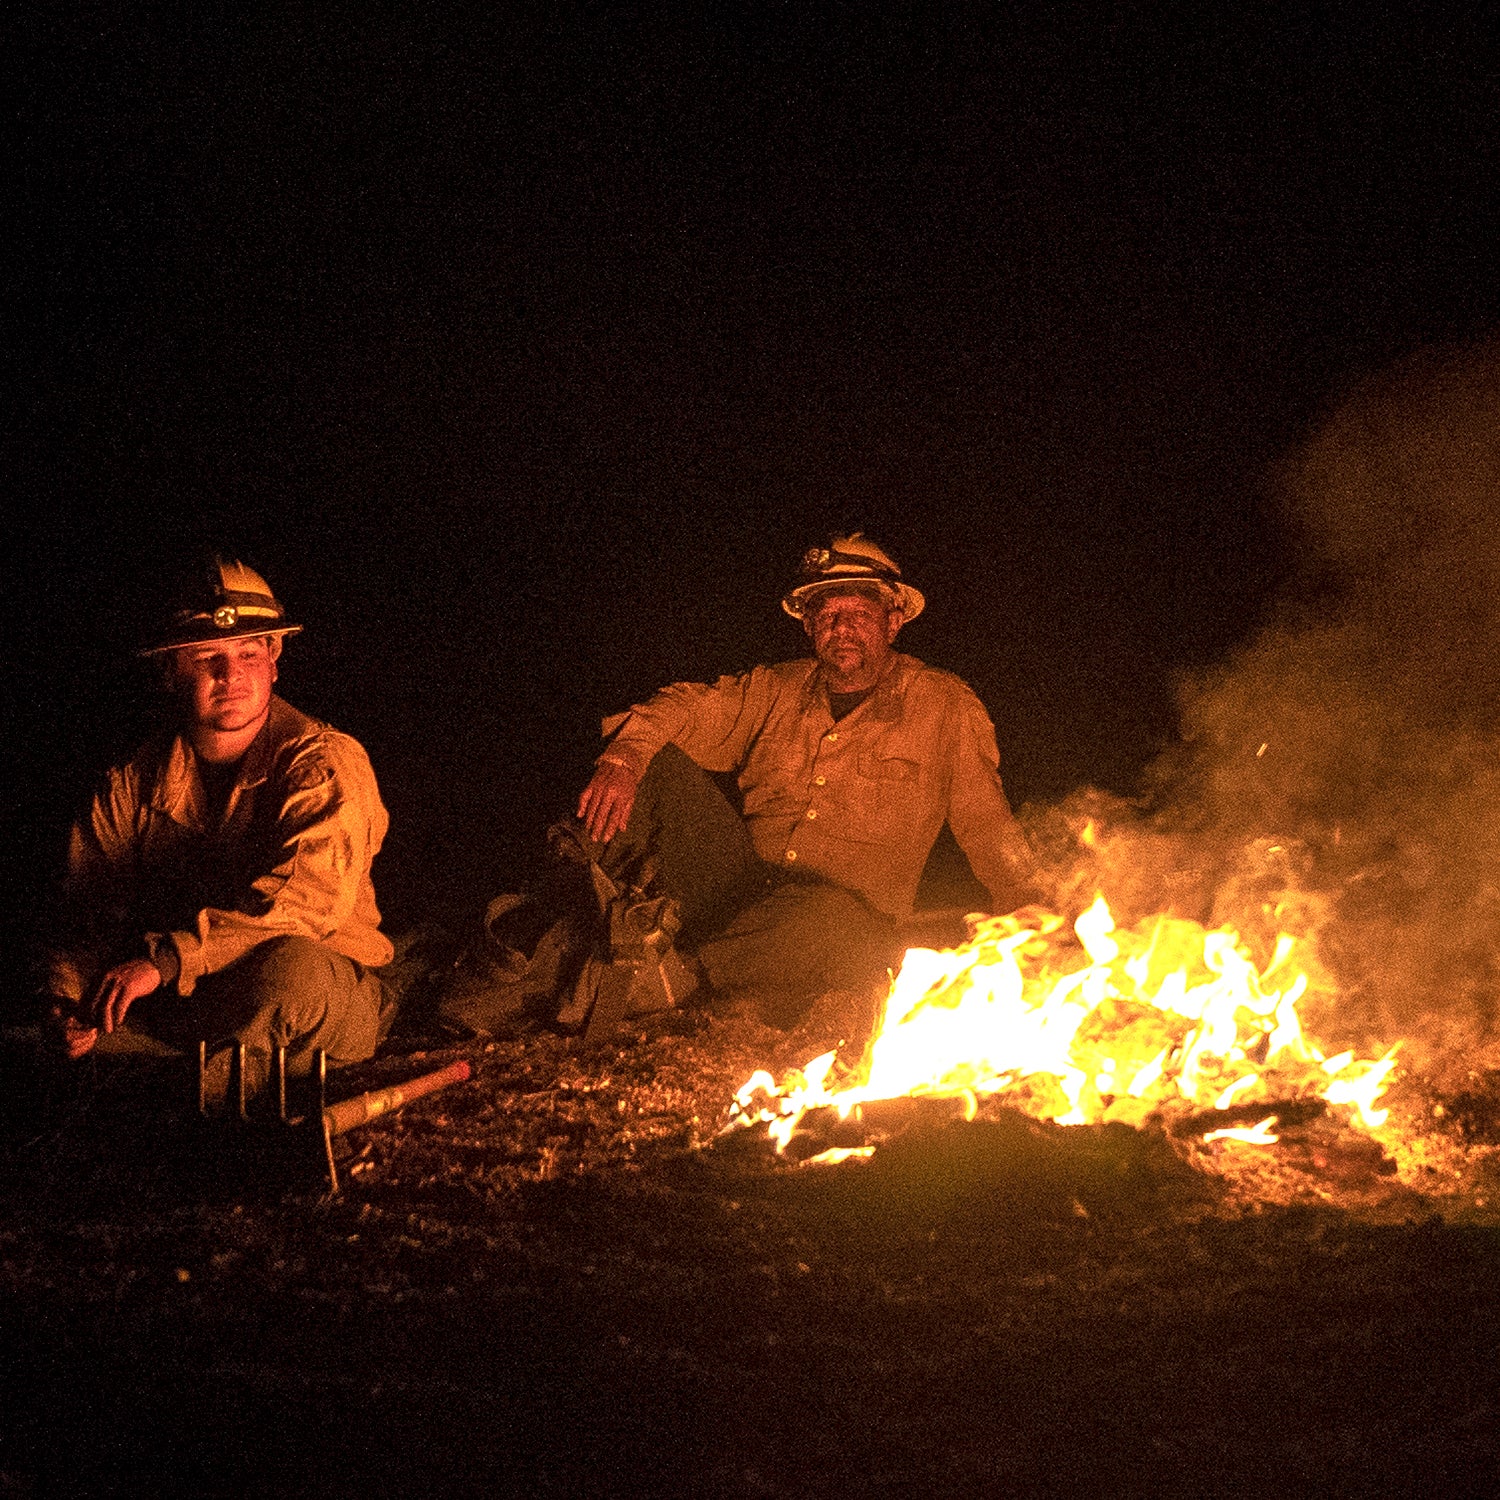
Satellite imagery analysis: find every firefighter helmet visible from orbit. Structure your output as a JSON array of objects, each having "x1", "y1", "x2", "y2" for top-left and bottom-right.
[
  {"x1": 138, "y1": 555, "x2": 302, "y2": 656},
  {"x1": 781, "y1": 533, "x2": 925, "y2": 622}
]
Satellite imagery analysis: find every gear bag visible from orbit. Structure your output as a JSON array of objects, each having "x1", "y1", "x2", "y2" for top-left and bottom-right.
[{"x1": 435, "y1": 823, "x2": 697, "y2": 1042}]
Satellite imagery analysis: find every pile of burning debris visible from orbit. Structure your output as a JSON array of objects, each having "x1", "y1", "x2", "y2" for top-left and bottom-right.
[{"x1": 719, "y1": 887, "x2": 1497, "y2": 1210}]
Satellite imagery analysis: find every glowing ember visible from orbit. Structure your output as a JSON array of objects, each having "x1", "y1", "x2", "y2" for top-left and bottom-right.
[
  {"x1": 801, "y1": 1146, "x2": 876, "y2": 1167},
  {"x1": 727, "y1": 896, "x2": 1399, "y2": 1155},
  {"x1": 1204, "y1": 1115, "x2": 1281, "y2": 1145}
]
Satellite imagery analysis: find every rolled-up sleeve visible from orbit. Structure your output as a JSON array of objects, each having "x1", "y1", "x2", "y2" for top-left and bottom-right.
[
  {"x1": 601, "y1": 668, "x2": 781, "y2": 779},
  {"x1": 163, "y1": 735, "x2": 391, "y2": 994}
]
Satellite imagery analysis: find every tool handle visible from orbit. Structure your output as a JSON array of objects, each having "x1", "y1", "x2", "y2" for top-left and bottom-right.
[{"x1": 323, "y1": 1059, "x2": 472, "y2": 1137}]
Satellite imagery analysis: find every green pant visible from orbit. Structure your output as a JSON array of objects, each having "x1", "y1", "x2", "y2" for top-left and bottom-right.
[
  {"x1": 600, "y1": 746, "x2": 899, "y2": 1024},
  {"x1": 99, "y1": 935, "x2": 383, "y2": 1069}
]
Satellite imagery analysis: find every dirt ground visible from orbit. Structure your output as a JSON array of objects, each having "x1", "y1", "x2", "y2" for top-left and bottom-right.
[{"x1": 3, "y1": 1007, "x2": 1500, "y2": 1499}]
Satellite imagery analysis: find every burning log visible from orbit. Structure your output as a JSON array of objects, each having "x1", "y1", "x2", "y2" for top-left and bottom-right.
[
  {"x1": 1166, "y1": 1096, "x2": 1328, "y2": 1139},
  {"x1": 777, "y1": 1094, "x2": 977, "y2": 1161}
]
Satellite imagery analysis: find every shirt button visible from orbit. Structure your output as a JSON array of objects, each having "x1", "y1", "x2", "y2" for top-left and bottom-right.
[
  {"x1": 814, "y1": 775, "x2": 826, "y2": 786},
  {"x1": 826, "y1": 732, "x2": 838, "y2": 742},
  {"x1": 806, "y1": 808, "x2": 817, "y2": 820},
  {"x1": 785, "y1": 849, "x2": 798, "y2": 862}
]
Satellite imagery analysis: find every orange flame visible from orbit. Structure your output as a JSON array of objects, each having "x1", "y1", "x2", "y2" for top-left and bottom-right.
[{"x1": 727, "y1": 896, "x2": 1398, "y2": 1154}]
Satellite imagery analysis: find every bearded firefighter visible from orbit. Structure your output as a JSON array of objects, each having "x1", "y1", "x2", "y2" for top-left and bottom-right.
[
  {"x1": 39, "y1": 557, "x2": 394, "y2": 1087},
  {"x1": 567, "y1": 533, "x2": 1040, "y2": 1027}
]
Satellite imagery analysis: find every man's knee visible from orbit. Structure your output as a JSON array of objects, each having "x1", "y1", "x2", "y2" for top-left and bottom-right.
[
  {"x1": 234, "y1": 936, "x2": 341, "y2": 1023},
  {"x1": 614, "y1": 743, "x2": 735, "y2": 853},
  {"x1": 588, "y1": 745, "x2": 759, "y2": 942},
  {"x1": 213, "y1": 937, "x2": 381, "y2": 1062},
  {"x1": 634, "y1": 742, "x2": 702, "y2": 799}
]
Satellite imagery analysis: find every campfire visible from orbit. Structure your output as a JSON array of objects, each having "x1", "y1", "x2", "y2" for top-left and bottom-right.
[{"x1": 727, "y1": 887, "x2": 1400, "y2": 1169}]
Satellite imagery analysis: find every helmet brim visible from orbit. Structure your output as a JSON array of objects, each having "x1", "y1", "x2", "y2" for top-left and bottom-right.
[
  {"x1": 782, "y1": 580, "x2": 924, "y2": 622},
  {"x1": 137, "y1": 623, "x2": 302, "y2": 658}
]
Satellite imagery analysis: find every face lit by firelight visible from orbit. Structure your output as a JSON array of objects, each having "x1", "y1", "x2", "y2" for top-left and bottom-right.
[
  {"x1": 803, "y1": 588, "x2": 903, "y2": 693},
  {"x1": 168, "y1": 635, "x2": 280, "y2": 737}
]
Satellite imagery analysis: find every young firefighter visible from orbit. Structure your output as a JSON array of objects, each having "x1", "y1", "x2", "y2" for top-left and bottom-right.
[{"x1": 40, "y1": 557, "x2": 393, "y2": 1088}]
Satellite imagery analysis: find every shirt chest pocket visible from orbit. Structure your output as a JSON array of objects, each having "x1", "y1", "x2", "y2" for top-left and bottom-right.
[
  {"x1": 857, "y1": 752, "x2": 920, "y2": 785},
  {"x1": 839, "y1": 752, "x2": 923, "y2": 839}
]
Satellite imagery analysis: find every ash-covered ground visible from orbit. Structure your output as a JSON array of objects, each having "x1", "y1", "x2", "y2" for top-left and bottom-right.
[{"x1": 3, "y1": 1008, "x2": 1500, "y2": 1499}]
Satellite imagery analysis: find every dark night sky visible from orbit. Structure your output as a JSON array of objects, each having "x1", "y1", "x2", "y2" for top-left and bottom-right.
[{"x1": 5, "y1": 4, "x2": 1499, "y2": 930}]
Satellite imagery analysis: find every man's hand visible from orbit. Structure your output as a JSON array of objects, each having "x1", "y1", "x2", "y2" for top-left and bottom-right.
[
  {"x1": 89, "y1": 958, "x2": 163, "y2": 1035},
  {"x1": 44, "y1": 998, "x2": 99, "y2": 1061},
  {"x1": 577, "y1": 760, "x2": 640, "y2": 844}
]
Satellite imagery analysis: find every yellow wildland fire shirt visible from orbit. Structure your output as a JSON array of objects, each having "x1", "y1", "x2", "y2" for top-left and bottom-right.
[
  {"x1": 600, "y1": 653, "x2": 1037, "y2": 919},
  {"x1": 47, "y1": 696, "x2": 393, "y2": 999}
]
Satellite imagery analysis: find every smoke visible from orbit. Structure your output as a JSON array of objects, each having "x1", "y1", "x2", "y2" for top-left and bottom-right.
[{"x1": 1032, "y1": 336, "x2": 1500, "y2": 1083}]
